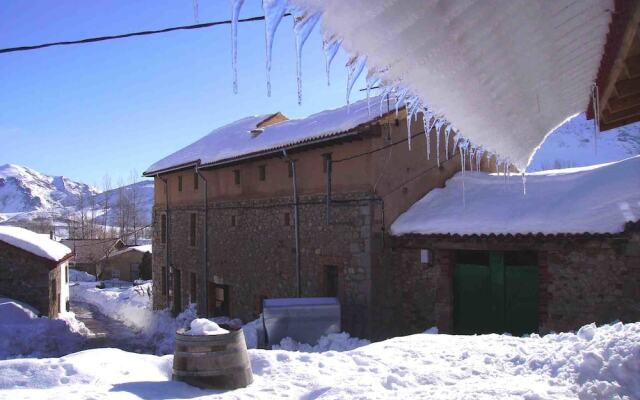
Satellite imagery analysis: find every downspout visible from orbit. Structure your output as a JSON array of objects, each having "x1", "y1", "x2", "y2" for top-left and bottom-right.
[
  {"x1": 283, "y1": 150, "x2": 301, "y2": 297},
  {"x1": 195, "y1": 165, "x2": 209, "y2": 317},
  {"x1": 158, "y1": 174, "x2": 170, "y2": 307}
]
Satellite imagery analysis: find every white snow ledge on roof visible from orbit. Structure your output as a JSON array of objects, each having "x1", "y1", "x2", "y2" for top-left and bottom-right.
[
  {"x1": 293, "y1": 0, "x2": 613, "y2": 170},
  {"x1": 0, "y1": 226, "x2": 72, "y2": 262},
  {"x1": 390, "y1": 156, "x2": 640, "y2": 236}
]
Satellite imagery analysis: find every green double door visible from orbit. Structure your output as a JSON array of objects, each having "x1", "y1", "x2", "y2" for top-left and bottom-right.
[{"x1": 454, "y1": 251, "x2": 538, "y2": 336}]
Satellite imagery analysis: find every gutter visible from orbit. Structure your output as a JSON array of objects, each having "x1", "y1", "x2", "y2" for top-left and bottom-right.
[{"x1": 195, "y1": 164, "x2": 210, "y2": 316}]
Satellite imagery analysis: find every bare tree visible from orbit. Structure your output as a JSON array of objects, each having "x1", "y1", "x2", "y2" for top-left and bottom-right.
[
  {"x1": 129, "y1": 169, "x2": 140, "y2": 245},
  {"x1": 101, "y1": 174, "x2": 112, "y2": 238}
]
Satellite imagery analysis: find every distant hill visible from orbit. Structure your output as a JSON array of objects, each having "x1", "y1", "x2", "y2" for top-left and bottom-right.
[
  {"x1": 0, "y1": 164, "x2": 153, "y2": 236},
  {"x1": 528, "y1": 114, "x2": 640, "y2": 171}
]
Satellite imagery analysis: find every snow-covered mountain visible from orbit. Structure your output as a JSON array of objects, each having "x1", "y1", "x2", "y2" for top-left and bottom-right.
[
  {"x1": 0, "y1": 164, "x2": 153, "y2": 229},
  {"x1": 528, "y1": 114, "x2": 640, "y2": 171}
]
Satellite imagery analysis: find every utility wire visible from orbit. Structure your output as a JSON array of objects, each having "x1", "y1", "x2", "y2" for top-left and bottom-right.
[{"x1": 0, "y1": 13, "x2": 291, "y2": 54}]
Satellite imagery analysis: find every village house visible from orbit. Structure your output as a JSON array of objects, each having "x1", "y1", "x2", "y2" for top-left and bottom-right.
[
  {"x1": 143, "y1": 97, "x2": 495, "y2": 338},
  {"x1": 0, "y1": 226, "x2": 73, "y2": 318},
  {"x1": 61, "y1": 238, "x2": 126, "y2": 277},
  {"x1": 97, "y1": 244, "x2": 152, "y2": 282}
]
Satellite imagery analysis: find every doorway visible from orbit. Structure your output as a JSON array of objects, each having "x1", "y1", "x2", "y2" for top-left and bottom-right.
[{"x1": 207, "y1": 282, "x2": 229, "y2": 317}]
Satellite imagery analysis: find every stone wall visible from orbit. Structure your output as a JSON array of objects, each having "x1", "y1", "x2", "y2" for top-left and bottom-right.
[
  {"x1": 387, "y1": 230, "x2": 640, "y2": 335},
  {"x1": 0, "y1": 241, "x2": 59, "y2": 318},
  {"x1": 153, "y1": 192, "x2": 383, "y2": 337}
]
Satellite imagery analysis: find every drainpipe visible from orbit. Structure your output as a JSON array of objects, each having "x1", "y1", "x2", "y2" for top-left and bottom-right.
[
  {"x1": 195, "y1": 165, "x2": 209, "y2": 317},
  {"x1": 158, "y1": 174, "x2": 170, "y2": 307},
  {"x1": 283, "y1": 150, "x2": 301, "y2": 297}
]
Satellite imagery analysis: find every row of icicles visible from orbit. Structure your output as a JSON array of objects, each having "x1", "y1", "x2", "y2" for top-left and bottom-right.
[{"x1": 229, "y1": 0, "x2": 527, "y2": 202}]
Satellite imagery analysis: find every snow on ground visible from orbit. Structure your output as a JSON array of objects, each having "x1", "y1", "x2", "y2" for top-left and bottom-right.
[
  {"x1": 0, "y1": 298, "x2": 88, "y2": 360},
  {"x1": 391, "y1": 155, "x2": 640, "y2": 236},
  {"x1": 0, "y1": 322, "x2": 637, "y2": 399},
  {"x1": 69, "y1": 269, "x2": 96, "y2": 282},
  {"x1": 274, "y1": 332, "x2": 370, "y2": 353},
  {"x1": 529, "y1": 113, "x2": 640, "y2": 171},
  {"x1": 0, "y1": 226, "x2": 71, "y2": 261}
]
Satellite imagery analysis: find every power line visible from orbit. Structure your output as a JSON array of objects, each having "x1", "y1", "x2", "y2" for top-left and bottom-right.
[{"x1": 0, "y1": 13, "x2": 291, "y2": 54}]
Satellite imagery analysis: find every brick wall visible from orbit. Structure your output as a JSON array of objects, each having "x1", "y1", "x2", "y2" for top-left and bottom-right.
[{"x1": 0, "y1": 241, "x2": 60, "y2": 318}]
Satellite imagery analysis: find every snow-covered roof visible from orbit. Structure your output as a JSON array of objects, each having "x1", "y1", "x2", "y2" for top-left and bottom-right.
[
  {"x1": 293, "y1": 0, "x2": 614, "y2": 170},
  {"x1": 390, "y1": 156, "x2": 640, "y2": 236},
  {"x1": 144, "y1": 97, "x2": 386, "y2": 175},
  {"x1": 0, "y1": 226, "x2": 72, "y2": 262},
  {"x1": 103, "y1": 244, "x2": 152, "y2": 260}
]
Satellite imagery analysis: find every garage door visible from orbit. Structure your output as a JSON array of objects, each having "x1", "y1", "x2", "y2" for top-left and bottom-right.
[{"x1": 454, "y1": 251, "x2": 538, "y2": 335}]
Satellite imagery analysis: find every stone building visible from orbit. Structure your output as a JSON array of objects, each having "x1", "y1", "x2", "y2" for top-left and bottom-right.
[
  {"x1": 143, "y1": 97, "x2": 479, "y2": 337},
  {"x1": 61, "y1": 238, "x2": 126, "y2": 277},
  {"x1": 97, "y1": 244, "x2": 152, "y2": 282},
  {"x1": 0, "y1": 226, "x2": 73, "y2": 318},
  {"x1": 387, "y1": 156, "x2": 640, "y2": 338}
]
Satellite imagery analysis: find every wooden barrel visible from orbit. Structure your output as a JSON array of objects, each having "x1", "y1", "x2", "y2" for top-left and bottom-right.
[{"x1": 172, "y1": 325, "x2": 253, "y2": 389}]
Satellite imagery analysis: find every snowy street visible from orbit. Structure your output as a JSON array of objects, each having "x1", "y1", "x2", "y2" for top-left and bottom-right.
[{"x1": 70, "y1": 301, "x2": 155, "y2": 354}]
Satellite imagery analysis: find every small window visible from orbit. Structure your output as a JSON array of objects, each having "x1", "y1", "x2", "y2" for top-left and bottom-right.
[
  {"x1": 190, "y1": 272, "x2": 197, "y2": 304},
  {"x1": 324, "y1": 266, "x2": 338, "y2": 297},
  {"x1": 194, "y1": 173, "x2": 199, "y2": 190},
  {"x1": 162, "y1": 267, "x2": 167, "y2": 294},
  {"x1": 160, "y1": 214, "x2": 167, "y2": 244},
  {"x1": 322, "y1": 153, "x2": 332, "y2": 173},
  {"x1": 420, "y1": 249, "x2": 431, "y2": 264},
  {"x1": 112, "y1": 269, "x2": 121, "y2": 280},
  {"x1": 65, "y1": 265, "x2": 69, "y2": 283},
  {"x1": 234, "y1": 170, "x2": 241, "y2": 185},
  {"x1": 259, "y1": 165, "x2": 266, "y2": 181},
  {"x1": 231, "y1": 215, "x2": 237, "y2": 227},
  {"x1": 284, "y1": 212, "x2": 291, "y2": 226},
  {"x1": 189, "y1": 213, "x2": 197, "y2": 247},
  {"x1": 178, "y1": 176, "x2": 183, "y2": 192}
]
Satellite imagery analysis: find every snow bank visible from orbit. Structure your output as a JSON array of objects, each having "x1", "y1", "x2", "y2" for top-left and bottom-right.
[
  {"x1": 185, "y1": 319, "x2": 229, "y2": 336},
  {"x1": 69, "y1": 269, "x2": 96, "y2": 282},
  {"x1": 274, "y1": 332, "x2": 370, "y2": 353},
  {"x1": 0, "y1": 226, "x2": 71, "y2": 261},
  {"x1": 391, "y1": 155, "x2": 640, "y2": 236},
  {"x1": 1, "y1": 321, "x2": 638, "y2": 399},
  {"x1": 0, "y1": 298, "x2": 87, "y2": 359}
]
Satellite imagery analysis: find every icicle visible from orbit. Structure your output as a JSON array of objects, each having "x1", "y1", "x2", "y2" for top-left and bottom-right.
[
  {"x1": 231, "y1": 0, "x2": 245, "y2": 94},
  {"x1": 404, "y1": 97, "x2": 421, "y2": 151},
  {"x1": 521, "y1": 173, "x2": 527, "y2": 196},
  {"x1": 393, "y1": 87, "x2": 409, "y2": 117},
  {"x1": 346, "y1": 55, "x2": 367, "y2": 106},
  {"x1": 459, "y1": 141, "x2": 467, "y2": 209},
  {"x1": 365, "y1": 70, "x2": 380, "y2": 116},
  {"x1": 322, "y1": 37, "x2": 340, "y2": 86},
  {"x1": 591, "y1": 83, "x2": 600, "y2": 155},
  {"x1": 451, "y1": 130, "x2": 458, "y2": 156},
  {"x1": 293, "y1": 10, "x2": 320, "y2": 105},
  {"x1": 434, "y1": 119, "x2": 447, "y2": 168},
  {"x1": 193, "y1": 0, "x2": 200, "y2": 23},
  {"x1": 422, "y1": 109, "x2": 433, "y2": 160},
  {"x1": 379, "y1": 86, "x2": 393, "y2": 116},
  {"x1": 475, "y1": 148, "x2": 484, "y2": 171},
  {"x1": 261, "y1": 0, "x2": 287, "y2": 97},
  {"x1": 444, "y1": 125, "x2": 453, "y2": 160}
]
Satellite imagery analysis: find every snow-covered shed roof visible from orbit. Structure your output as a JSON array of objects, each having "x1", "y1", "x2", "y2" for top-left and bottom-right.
[
  {"x1": 390, "y1": 156, "x2": 640, "y2": 237},
  {"x1": 103, "y1": 244, "x2": 151, "y2": 260},
  {"x1": 0, "y1": 226, "x2": 72, "y2": 263},
  {"x1": 144, "y1": 97, "x2": 386, "y2": 175},
  {"x1": 292, "y1": 0, "x2": 616, "y2": 170}
]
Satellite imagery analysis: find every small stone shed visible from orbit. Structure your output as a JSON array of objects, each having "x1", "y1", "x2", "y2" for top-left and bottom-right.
[
  {"x1": 385, "y1": 157, "x2": 640, "y2": 338},
  {"x1": 97, "y1": 245, "x2": 152, "y2": 282},
  {"x1": 61, "y1": 238, "x2": 126, "y2": 276},
  {"x1": 0, "y1": 226, "x2": 73, "y2": 318}
]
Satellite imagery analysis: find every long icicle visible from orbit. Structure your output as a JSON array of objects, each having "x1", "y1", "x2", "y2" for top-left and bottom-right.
[
  {"x1": 422, "y1": 109, "x2": 433, "y2": 160},
  {"x1": 346, "y1": 55, "x2": 367, "y2": 106},
  {"x1": 293, "y1": 10, "x2": 320, "y2": 105},
  {"x1": 261, "y1": 0, "x2": 287, "y2": 97},
  {"x1": 231, "y1": 0, "x2": 245, "y2": 94},
  {"x1": 459, "y1": 141, "x2": 466, "y2": 209},
  {"x1": 322, "y1": 37, "x2": 340, "y2": 86}
]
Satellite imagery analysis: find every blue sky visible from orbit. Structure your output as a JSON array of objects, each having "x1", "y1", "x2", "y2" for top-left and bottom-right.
[{"x1": 0, "y1": 0, "x2": 367, "y2": 187}]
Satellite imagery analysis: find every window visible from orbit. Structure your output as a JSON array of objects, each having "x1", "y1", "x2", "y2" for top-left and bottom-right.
[
  {"x1": 65, "y1": 265, "x2": 69, "y2": 283},
  {"x1": 231, "y1": 215, "x2": 237, "y2": 227},
  {"x1": 322, "y1": 153, "x2": 332, "y2": 173},
  {"x1": 194, "y1": 173, "x2": 199, "y2": 190},
  {"x1": 284, "y1": 212, "x2": 290, "y2": 226},
  {"x1": 420, "y1": 249, "x2": 431, "y2": 264},
  {"x1": 189, "y1": 213, "x2": 197, "y2": 247},
  {"x1": 234, "y1": 169, "x2": 241, "y2": 185},
  {"x1": 162, "y1": 267, "x2": 167, "y2": 294},
  {"x1": 178, "y1": 176, "x2": 183, "y2": 192},
  {"x1": 160, "y1": 214, "x2": 167, "y2": 244},
  {"x1": 190, "y1": 272, "x2": 197, "y2": 304},
  {"x1": 258, "y1": 165, "x2": 266, "y2": 181},
  {"x1": 130, "y1": 263, "x2": 140, "y2": 280},
  {"x1": 324, "y1": 266, "x2": 338, "y2": 297},
  {"x1": 112, "y1": 269, "x2": 121, "y2": 280}
]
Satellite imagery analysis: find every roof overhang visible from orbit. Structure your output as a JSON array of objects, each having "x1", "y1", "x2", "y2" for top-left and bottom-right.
[{"x1": 587, "y1": 0, "x2": 640, "y2": 131}]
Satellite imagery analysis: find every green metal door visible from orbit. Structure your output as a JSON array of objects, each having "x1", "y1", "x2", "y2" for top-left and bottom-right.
[{"x1": 454, "y1": 251, "x2": 538, "y2": 335}]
